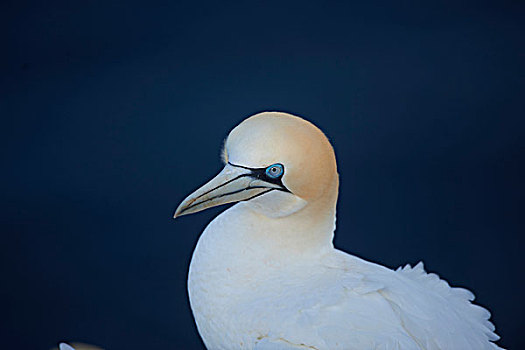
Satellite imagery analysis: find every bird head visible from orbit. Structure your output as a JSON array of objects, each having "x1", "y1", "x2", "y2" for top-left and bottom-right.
[{"x1": 174, "y1": 112, "x2": 338, "y2": 219}]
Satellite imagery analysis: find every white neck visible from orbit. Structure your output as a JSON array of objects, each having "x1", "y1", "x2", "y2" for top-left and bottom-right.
[
  {"x1": 191, "y1": 188, "x2": 338, "y2": 274},
  {"x1": 247, "y1": 201, "x2": 335, "y2": 255},
  {"x1": 188, "y1": 185, "x2": 339, "y2": 349}
]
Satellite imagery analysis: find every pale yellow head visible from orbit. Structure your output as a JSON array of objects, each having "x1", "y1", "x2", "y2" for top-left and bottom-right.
[{"x1": 174, "y1": 111, "x2": 339, "y2": 219}]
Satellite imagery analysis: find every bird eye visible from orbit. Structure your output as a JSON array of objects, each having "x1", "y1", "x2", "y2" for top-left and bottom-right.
[{"x1": 265, "y1": 163, "x2": 284, "y2": 179}]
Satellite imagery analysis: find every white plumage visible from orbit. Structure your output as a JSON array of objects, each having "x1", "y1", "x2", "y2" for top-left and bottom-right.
[{"x1": 175, "y1": 111, "x2": 502, "y2": 350}]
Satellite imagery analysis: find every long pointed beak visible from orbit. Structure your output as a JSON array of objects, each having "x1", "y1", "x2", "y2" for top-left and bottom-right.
[{"x1": 174, "y1": 164, "x2": 284, "y2": 218}]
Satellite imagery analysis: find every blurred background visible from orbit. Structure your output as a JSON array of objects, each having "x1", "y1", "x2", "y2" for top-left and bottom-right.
[{"x1": 2, "y1": 1, "x2": 524, "y2": 349}]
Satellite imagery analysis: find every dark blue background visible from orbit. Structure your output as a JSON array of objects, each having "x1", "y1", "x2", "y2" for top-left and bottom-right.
[{"x1": 2, "y1": 1, "x2": 523, "y2": 349}]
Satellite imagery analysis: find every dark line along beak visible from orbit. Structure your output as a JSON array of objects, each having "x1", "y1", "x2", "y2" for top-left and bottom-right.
[{"x1": 174, "y1": 163, "x2": 289, "y2": 218}]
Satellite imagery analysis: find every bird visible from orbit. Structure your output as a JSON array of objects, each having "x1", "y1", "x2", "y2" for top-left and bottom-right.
[
  {"x1": 56, "y1": 343, "x2": 103, "y2": 350},
  {"x1": 174, "y1": 111, "x2": 502, "y2": 350}
]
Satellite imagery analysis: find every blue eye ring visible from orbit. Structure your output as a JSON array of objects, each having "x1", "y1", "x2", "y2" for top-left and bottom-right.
[{"x1": 265, "y1": 163, "x2": 284, "y2": 179}]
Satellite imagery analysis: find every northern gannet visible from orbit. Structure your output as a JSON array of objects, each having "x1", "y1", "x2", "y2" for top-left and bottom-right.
[
  {"x1": 57, "y1": 343, "x2": 102, "y2": 350},
  {"x1": 175, "y1": 112, "x2": 502, "y2": 350}
]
